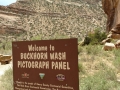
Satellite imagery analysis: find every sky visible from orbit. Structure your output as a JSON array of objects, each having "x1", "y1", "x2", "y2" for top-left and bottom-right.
[{"x1": 0, "y1": 0, "x2": 17, "y2": 6}]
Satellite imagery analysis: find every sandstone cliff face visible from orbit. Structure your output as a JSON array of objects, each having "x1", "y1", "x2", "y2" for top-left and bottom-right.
[
  {"x1": 101, "y1": 0, "x2": 120, "y2": 44},
  {"x1": 102, "y1": 0, "x2": 120, "y2": 33},
  {"x1": 0, "y1": 0, "x2": 106, "y2": 42},
  {"x1": 0, "y1": 4, "x2": 36, "y2": 34}
]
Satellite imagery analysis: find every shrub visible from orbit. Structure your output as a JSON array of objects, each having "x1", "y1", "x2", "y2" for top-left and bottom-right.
[
  {"x1": 83, "y1": 29, "x2": 107, "y2": 45},
  {"x1": 0, "y1": 40, "x2": 12, "y2": 51},
  {"x1": 88, "y1": 29, "x2": 107, "y2": 45},
  {"x1": 5, "y1": 41, "x2": 12, "y2": 50}
]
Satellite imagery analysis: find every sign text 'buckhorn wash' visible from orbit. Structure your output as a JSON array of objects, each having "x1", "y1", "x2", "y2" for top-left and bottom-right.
[{"x1": 12, "y1": 38, "x2": 79, "y2": 90}]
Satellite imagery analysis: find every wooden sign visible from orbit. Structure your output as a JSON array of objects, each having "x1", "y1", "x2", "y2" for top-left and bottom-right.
[{"x1": 12, "y1": 38, "x2": 79, "y2": 90}]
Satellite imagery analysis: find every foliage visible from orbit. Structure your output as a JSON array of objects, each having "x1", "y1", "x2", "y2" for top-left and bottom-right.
[
  {"x1": 0, "y1": 41, "x2": 12, "y2": 55},
  {"x1": 83, "y1": 29, "x2": 107, "y2": 45},
  {"x1": 4, "y1": 41, "x2": 12, "y2": 50},
  {"x1": 89, "y1": 29, "x2": 107, "y2": 44}
]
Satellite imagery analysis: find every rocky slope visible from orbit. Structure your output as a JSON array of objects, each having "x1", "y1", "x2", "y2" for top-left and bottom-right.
[{"x1": 0, "y1": 0, "x2": 106, "y2": 43}]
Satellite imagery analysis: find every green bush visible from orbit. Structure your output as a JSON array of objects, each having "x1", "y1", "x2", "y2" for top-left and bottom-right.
[
  {"x1": 5, "y1": 41, "x2": 12, "y2": 50},
  {"x1": 88, "y1": 29, "x2": 107, "y2": 45},
  {"x1": 83, "y1": 29, "x2": 107, "y2": 45}
]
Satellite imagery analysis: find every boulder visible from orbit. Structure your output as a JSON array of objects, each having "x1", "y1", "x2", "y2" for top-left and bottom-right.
[
  {"x1": 115, "y1": 40, "x2": 120, "y2": 49},
  {"x1": 111, "y1": 33, "x2": 120, "y2": 39},
  {"x1": 103, "y1": 42, "x2": 115, "y2": 51},
  {"x1": 101, "y1": 38, "x2": 111, "y2": 45},
  {"x1": 0, "y1": 55, "x2": 12, "y2": 65},
  {"x1": 111, "y1": 24, "x2": 120, "y2": 34}
]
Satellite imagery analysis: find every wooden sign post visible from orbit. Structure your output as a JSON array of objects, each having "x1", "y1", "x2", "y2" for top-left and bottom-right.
[{"x1": 12, "y1": 38, "x2": 79, "y2": 90}]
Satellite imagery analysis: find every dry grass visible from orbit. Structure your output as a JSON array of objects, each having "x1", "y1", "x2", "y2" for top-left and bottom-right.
[
  {"x1": 79, "y1": 45, "x2": 120, "y2": 90},
  {"x1": 0, "y1": 68, "x2": 13, "y2": 90}
]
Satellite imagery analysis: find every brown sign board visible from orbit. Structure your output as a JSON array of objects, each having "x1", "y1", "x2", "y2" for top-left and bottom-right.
[{"x1": 12, "y1": 38, "x2": 79, "y2": 90}]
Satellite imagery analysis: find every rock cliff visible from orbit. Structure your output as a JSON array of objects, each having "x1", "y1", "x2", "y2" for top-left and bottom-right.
[{"x1": 0, "y1": 0, "x2": 106, "y2": 42}]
